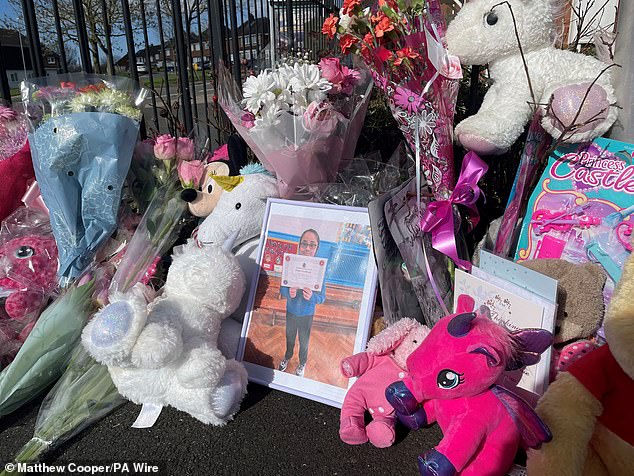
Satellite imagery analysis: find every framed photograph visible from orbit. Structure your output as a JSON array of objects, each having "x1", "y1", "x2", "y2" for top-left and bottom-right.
[{"x1": 237, "y1": 199, "x2": 378, "y2": 407}]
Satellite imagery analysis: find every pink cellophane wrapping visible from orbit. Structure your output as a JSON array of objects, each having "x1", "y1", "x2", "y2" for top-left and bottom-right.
[
  {"x1": 217, "y1": 62, "x2": 373, "y2": 198},
  {"x1": 0, "y1": 142, "x2": 34, "y2": 223}
]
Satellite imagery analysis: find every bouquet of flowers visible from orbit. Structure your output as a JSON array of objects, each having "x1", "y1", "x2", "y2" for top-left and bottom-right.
[
  {"x1": 21, "y1": 74, "x2": 147, "y2": 283},
  {"x1": 323, "y1": 0, "x2": 462, "y2": 200},
  {"x1": 0, "y1": 277, "x2": 96, "y2": 418},
  {"x1": 218, "y1": 54, "x2": 373, "y2": 197},
  {"x1": 0, "y1": 105, "x2": 34, "y2": 222}
]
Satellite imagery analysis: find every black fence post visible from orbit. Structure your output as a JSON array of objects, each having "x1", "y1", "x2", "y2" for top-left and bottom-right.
[
  {"x1": 72, "y1": 0, "x2": 93, "y2": 73},
  {"x1": 52, "y1": 0, "x2": 69, "y2": 73},
  {"x1": 171, "y1": 0, "x2": 194, "y2": 133},
  {"x1": 0, "y1": 39, "x2": 12, "y2": 104},
  {"x1": 467, "y1": 65, "x2": 481, "y2": 117},
  {"x1": 227, "y1": 0, "x2": 241, "y2": 85},
  {"x1": 100, "y1": 0, "x2": 116, "y2": 75},
  {"x1": 22, "y1": 0, "x2": 45, "y2": 77},
  {"x1": 121, "y1": 0, "x2": 138, "y2": 82},
  {"x1": 209, "y1": 0, "x2": 228, "y2": 68},
  {"x1": 286, "y1": 0, "x2": 294, "y2": 50}
]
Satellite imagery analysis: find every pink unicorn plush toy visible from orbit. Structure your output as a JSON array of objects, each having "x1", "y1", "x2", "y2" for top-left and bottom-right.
[
  {"x1": 386, "y1": 295, "x2": 553, "y2": 476},
  {"x1": 340, "y1": 318, "x2": 430, "y2": 448}
]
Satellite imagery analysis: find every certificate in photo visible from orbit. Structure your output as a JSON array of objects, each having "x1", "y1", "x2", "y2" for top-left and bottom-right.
[{"x1": 281, "y1": 254, "x2": 328, "y2": 291}]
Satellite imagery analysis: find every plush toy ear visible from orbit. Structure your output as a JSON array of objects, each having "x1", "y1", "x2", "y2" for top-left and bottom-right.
[
  {"x1": 365, "y1": 318, "x2": 420, "y2": 355},
  {"x1": 226, "y1": 134, "x2": 248, "y2": 175},
  {"x1": 455, "y1": 294, "x2": 475, "y2": 313},
  {"x1": 506, "y1": 329, "x2": 553, "y2": 370}
]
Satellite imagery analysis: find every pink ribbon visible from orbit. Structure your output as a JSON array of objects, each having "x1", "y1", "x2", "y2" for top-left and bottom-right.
[
  {"x1": 21, "y1": 180, "x2": 49, "y2": 216},
  {"x1": 420, "y1": 152, "x2": 488, "y2": 271}
]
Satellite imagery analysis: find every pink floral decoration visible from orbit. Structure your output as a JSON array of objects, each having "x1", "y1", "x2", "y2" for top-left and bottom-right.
[
  {"x1": 318, "y1": 58, "x2": 361, "y2": 96},
  {"x1": 394, "y1": 86, "x2": 424, "y2": 115},
  {"x1": 209, "y1": 144, "x2": 229, "y2": 162}
]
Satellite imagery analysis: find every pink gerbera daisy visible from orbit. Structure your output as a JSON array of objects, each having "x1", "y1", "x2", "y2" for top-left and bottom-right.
[{"x1": 394, "y1": 86, "x2": 423, "y2": 114}]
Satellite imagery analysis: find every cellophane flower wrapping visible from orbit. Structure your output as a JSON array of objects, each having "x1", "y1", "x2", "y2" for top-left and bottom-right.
[
  {"x1": 0, "y1": 106, "x2": 34, "y2": 222},
  {"x1": 21, "y1": 74, "x2": 147, "y2": 284},
  {"x1": 325, "y1": 0, "x2": 461, "y2": 200},
  {"x1": 495, "y1": 113, "x2": 552, "y2": 257},
  {"x1": 217, "y1": 58, "x2": 373, "y2": 198},
  {"x1": 0, "y1": 208, "x2": 59, "y2": 369},
  {"x1": 0, "y1": 278, "x2": 95, "y2": 419}
]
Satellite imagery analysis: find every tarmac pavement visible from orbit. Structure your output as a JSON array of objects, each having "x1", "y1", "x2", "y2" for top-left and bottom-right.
[{"x1": 1, "y1": 383, "x2": 444, "y2": 476}]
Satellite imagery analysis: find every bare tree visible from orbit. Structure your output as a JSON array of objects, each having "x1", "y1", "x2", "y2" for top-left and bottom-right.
[
  {"x1": 160, "y1": 0, "x2": 208, "y2": 40},
  {"x1": 1, "y1": 0, "x2": 155, "y2": 73},
  {"x1": 564, "y1": 0, "x2": 619, "y2": 56}
]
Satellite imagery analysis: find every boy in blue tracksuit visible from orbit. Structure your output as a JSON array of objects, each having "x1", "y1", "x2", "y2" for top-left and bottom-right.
[{"x1": 278, "y1": 229, "x2": 326, "y2": 377}]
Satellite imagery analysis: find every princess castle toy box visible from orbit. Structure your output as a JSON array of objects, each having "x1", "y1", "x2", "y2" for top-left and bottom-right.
[{"x1": 515, "y1": 138, "x2": 633, "y2": 285}]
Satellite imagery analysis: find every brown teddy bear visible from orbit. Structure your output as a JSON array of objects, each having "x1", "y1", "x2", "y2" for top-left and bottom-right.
[
  {"x1": 521, "y1": 259, "x2": 606, "y2": 345},
  {"x1": 526, "y1": 247, "x2": 634, "y2": 475}
]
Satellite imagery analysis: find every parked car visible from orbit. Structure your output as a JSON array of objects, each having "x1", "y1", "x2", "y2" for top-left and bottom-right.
[{"x1": 136, "y1": 62, "x2": 148, "y2": 74}]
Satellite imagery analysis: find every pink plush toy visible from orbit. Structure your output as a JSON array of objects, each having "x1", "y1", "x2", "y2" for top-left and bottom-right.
[
  {"x1": 0, "y1": 235, "x2": 58, "y2": 320},
  {"x1": 340, "y1": 318, "x2": 430, "y2": 448},
  {"x1": 386, "y1": 295, "x2": 553, "y2": 476}
]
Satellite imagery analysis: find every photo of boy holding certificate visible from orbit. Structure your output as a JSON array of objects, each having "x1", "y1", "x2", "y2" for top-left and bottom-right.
[{"x1": 278, "y1": 229, "x2": 326, "y2": 377}]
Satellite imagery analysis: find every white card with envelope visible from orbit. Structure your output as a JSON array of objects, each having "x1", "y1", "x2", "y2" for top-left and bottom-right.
[{"x1": 454, "y1": 253, "x2": 557, "y2": 401}]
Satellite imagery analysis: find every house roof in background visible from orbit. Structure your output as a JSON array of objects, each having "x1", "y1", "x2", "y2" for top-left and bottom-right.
[
  {"x1": 0, "y1": 29, "x2": 59, "y2": 70},
  {"x1": 0, "y1": 28, "x2": 29, "y2": 47}
]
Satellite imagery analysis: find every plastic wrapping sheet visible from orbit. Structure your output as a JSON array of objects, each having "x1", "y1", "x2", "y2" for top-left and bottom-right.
[
  {"x1": 0, "y1": 106, "x2": 34, "y2": 222},
  {"x1": 22, "y1": 74, "x2": 146, "y2": 283},
  {"x1": 0, "y1": 208, "x2": 59, "y2": 369}
]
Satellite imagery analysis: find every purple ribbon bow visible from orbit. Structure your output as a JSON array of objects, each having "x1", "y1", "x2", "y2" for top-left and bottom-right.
[{"x1": 420, "y1": 152, "x2": 488, "y2": 271}]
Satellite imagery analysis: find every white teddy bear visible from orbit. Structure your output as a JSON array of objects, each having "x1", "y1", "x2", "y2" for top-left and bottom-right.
[
  {"x1": 446, "y1": 0, "x2": 618, "y2": 155},
  {"x1": 82, "y1": 237, "x2": 247, "y2": 425}
]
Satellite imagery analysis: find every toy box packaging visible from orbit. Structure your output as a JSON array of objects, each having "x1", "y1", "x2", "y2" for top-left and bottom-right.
[{"x1": 515, "y1": 137, "x2": 633, "y2": 286}]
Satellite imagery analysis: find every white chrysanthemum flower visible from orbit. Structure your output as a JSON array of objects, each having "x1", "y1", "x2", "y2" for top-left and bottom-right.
[
  {"x1": 254, "y1": 102, "x2": 284, "y2": 129},
  {"x1": 290, "y1": 92, "x2": 309, "y2": 115},
  {"x1": 68, "y1": 93, "x2": 99, "y2": 112},
  {"x1": 288, "y1": 63, "x2": 331, "y2": 98},
  {"x1": 242, "y1": 71, "x2": 277, "y2": 114},
  {"x1": 97, "y1": 88, "x2": 130, "y2": 111}
]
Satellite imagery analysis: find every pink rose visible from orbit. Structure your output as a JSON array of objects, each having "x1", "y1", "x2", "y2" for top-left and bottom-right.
[
  {"x1": 303, "y1": 101, "x2": 342, "y2": 135},
  {"x1": 441, "y1": 55, "x2": 463, "y2": 80},
  {"x1": 153, "y1": 134, "x2": 177, "y2": 160},
  {"x1": 209, "y1": 144, "x2": 229, "y2": 162},
  {"x1": 176, "y1": 137, "x2": 195, "y2": 161},
  {"x1": 178, "y1": 159, "x2": 205, "y2": 188},
  {"x1": 319, "y1": 58, "x2": 345, "y2": 86},
  {"x1": 241, "y1": 111, "x2": 255, "y2": 129}
]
